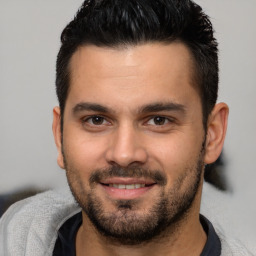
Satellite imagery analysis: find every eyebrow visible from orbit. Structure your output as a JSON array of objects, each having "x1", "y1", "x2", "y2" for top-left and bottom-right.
[
  {"x1": 72, "y1": 101, "x2": 186, "y2": 115},
  {"x1": 72, "y1": 102, "x2": 110, "y2": 114},
  {"x1": 139, "y1": 102, "x2": 186, "y2": 114}
]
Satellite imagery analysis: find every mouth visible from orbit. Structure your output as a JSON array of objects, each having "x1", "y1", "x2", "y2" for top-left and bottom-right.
[
  {"x1": 99, "y1": 178, "x2": 157, "y2": 200},
  {"x1": 104, "y1": 183, "x2": 152, "y2": 189}
]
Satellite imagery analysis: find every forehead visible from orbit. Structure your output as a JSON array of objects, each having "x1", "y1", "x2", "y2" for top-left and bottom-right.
[
  {"x1": 69, "y1": 42, "x2": 195, "y2": 81},
  {"x1": 67, "y1": 42, "x2": 200, "y2": 112}
]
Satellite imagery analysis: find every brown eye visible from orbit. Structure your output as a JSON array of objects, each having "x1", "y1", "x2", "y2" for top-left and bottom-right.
[
  {"x1": 86, "y1": 116, "x2": 106, "y2": 125},
  {"x1": 152, "y1": 116, "x2": 167, "y2": 125}
]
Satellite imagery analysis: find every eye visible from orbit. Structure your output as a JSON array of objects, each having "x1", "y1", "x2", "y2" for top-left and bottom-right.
[
  {"x1": 147, "y1": 116, "x2": 169, "y2": 126},
  {"x1": 84, "y1": 115, "x2": 109, "y2": 125}
]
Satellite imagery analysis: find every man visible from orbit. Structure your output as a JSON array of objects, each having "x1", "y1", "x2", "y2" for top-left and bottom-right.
[{"x1": 0, "y1": 0, "x2": 252, "y2": 255}]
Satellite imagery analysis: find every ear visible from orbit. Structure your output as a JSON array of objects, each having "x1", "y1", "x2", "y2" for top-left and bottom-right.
[
  {"x1": 204, "y1": 103, "x2": 229, "y2": 164},
  {"x1": 52, "y1": 106, "x2": 65, "y2": 169}
]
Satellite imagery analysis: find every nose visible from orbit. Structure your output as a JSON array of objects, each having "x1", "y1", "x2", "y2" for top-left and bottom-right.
[{"x1": 105, "y1": 123, "x2": 148, "y2": 167}]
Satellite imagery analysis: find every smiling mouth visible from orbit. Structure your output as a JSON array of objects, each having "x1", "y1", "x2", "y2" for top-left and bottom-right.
[
  {"x1": 99, "y1": 182, "x2": 156, "y2": 200},
  {"x1": 97, "y1": 176, "x2": 158, "y2": 200},
  {"x1": 101, "y1": 183, "x2": 154, "y2": 189}
]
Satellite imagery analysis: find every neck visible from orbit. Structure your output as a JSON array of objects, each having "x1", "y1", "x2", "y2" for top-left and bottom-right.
[{"x1": 76, "y1": 208, "x2": 206, "y2": 256}]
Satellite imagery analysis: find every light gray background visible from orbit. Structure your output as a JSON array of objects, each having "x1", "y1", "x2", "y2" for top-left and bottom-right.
[{"x1": 0, "y1": 0, "x2": 255, "y2": 248}]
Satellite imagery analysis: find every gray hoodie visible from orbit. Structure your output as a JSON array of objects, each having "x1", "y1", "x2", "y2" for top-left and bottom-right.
[{"x1": 0, "y1": 184, "x2": 254, "y2": 256}]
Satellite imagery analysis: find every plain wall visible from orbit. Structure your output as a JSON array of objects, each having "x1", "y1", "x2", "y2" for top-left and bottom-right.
[
  {"x1": 0, "y1": 0, "x2": 84, "y2": 192},
  {"x1": 1, "y1": 0, "x2": 255, "y2": 248}
]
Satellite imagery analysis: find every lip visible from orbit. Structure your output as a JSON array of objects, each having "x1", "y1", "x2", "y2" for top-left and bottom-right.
[
  {"x1": 99, "y1": 177, "x2": 157, "y2": 200},
  {"x1": 100, "y1": 177, "x2": 155, "y2": 186}
]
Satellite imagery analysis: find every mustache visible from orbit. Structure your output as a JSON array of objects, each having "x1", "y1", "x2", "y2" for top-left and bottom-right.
[{"x1": 89, "y1": 165, "x2": 167, "y2": 186}]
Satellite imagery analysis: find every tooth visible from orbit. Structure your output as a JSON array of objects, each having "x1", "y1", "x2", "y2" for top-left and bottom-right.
[
  {"x1": 111, "y1": 184, "x2": 146, "y2": 189},
  {"x1": 126, "y1": 184, "x2": 135, "y2": 189}
]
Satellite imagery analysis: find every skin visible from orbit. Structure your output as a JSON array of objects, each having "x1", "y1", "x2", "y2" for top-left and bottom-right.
[{"x1": 53, "y1": 42, "x2": 229, "y2": 256}]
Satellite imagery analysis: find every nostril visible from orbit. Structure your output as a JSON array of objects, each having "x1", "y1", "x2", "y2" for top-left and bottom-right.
[
  {"x1": 106, "y1": 149, "x2": 148, "y2": 167},
  {"x1": 105, "y1": 132, "x2": 148, "y2": 167}
]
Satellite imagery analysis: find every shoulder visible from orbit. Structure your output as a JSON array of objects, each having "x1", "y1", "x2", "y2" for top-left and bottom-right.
[
  {"x1": 216, "y1": 229, "x2": 255, "y2": 256},
  {"x1": 0, "y1": 186, "x2": 81, "y2": 256},
  {"x1": 201, "y1": 183, "x2": 255, "y2": 255}
]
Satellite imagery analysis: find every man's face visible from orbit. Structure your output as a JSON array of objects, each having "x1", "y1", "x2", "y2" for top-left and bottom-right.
[{"x1": 58, "y1": 43, "x2": 206, "y2": 243}]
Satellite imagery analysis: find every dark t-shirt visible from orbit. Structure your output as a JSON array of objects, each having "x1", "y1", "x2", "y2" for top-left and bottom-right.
[{"x1": 53, "y1": 213, "x2": 221, "y2": 256}]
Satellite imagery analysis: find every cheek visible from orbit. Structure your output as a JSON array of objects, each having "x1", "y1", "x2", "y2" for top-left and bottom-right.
[
  {"x1": 149, "y1": 135, "x2": 201, "y2": 167},
  {"x1": 63, "y1": 129, "x2": 110, "y2": 173},
  {"x1": 146, "y1": 133, "x2": 203, "y2": 175}
]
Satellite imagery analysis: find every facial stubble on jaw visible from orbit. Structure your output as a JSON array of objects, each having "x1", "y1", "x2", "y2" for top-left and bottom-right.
[{"x1": 63, "y1": 147, "x2": 205, "y2": 245}]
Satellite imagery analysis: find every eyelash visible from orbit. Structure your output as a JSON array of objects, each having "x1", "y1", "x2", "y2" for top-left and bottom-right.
[
  {"x1": 82, "y1": 115, "x2": 175, "y2": 127},
  {"x1": 82, "y1": 115, "x2": 110, "y2": 126},
  {"x1": 146, "y1": 116, "x2": 174, "y2": 126}
]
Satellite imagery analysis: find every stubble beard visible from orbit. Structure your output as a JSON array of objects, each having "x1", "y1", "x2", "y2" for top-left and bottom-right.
[{"x1": 64, "y1": 152, "x2": 204, "y2": 245}]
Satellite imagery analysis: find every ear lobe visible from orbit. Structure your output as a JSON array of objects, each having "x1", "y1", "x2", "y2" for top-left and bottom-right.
[
  {"x1": 52, "y1": 106, "x2": 65, "y2": 169},
  {"x1": 204, "y1": 103, "x2": 229, "y2": 164}
]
